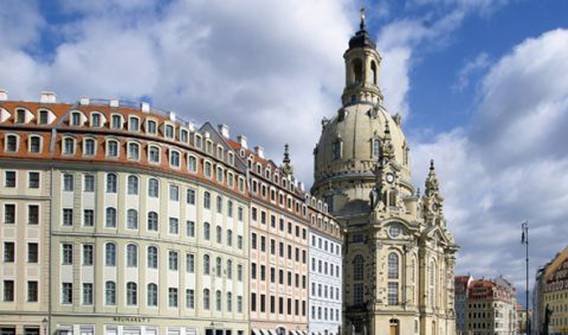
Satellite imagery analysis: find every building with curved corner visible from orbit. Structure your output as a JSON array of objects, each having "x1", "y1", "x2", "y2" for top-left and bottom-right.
[
  {"x1": 311, "y1": 10, "x2": 458, "y2": 335},
  {"x1": 0, "y1": 94, "x2": 251, "y2": 335}
]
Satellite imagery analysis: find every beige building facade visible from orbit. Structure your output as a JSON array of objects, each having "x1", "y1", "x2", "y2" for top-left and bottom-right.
[
  {"x1": 0, "y1": 97, "x2": 251, "y2": 335},
  {"x1": 312, "y1": 12, "x2": 457, "y2": 335},
  {"x1": 535, "y1": 245, "x2": 568, "y2": 335}
]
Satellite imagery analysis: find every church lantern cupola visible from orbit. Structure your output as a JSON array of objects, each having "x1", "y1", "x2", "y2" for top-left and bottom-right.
[{"x1": 342, "y1": 8, "x2": 383, "y2": 107}]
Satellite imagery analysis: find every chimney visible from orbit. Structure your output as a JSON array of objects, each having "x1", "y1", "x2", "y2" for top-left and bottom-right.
[
  {"x1": 188, "y1": 122, "x2": 195, "y2": 132},
  {"x1": 40, "y1": 91, "x2": 56, "y2": 103},
  {"x1": 298, "y1": 182, "x2": 305, "y2": 192},
  {"x1": 255, "y1": 146, "x2": 264, "y2": 159},
  {"x1": 218, "y1": 124, "x2": 230, "y2": 138},
  {"x1": 109, "y1": 99, "x2": 119, "y2": 107},
  {"x1": 79, "y1": 97, "x2": 90, "y2": 105},
  {"x1": 238, "y1": 135, "x2": 248, "y2": 149},
  {"x1": 140, "y1": 102, "x2": 150, "y2": 113},
  {"x1": 0, "y1": 89, "x2": 7, "y2": 101},
  {"x1": 169, "y1": 111, "x2": 176, "y2": 122}
]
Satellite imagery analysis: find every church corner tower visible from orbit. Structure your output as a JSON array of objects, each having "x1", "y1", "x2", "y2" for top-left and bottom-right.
[{"x1": 312, "y1": 8, "x2": 458, "y2": 335}]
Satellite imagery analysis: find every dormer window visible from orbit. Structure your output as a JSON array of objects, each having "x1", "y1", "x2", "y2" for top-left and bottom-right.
[
  {"x1": 39, "y1": 110, "x2": 49, "y2": 125},
  {"x1": 216, "y1": 146, "x2": 223, "y2": 160},
  {"x1": 128, "y1": 142, "x2": 140, "y2": 161},
  {"x1": 147, "y1": 120, "x2": 157, "y2": 134},
  {"x1": 228, "y1": 152, "x2": 234, "y2": 166},
  {"x1": 216, "y1": 166, "x2": 224, "y2": 183},
  {"x1": 256, "y1": 163, "x2": 261, "y2": 174},
  {"x1": 29, "y1": 135, "x2": 42, "y2": 153},
  {"x1": 180, "y1": 129, "x2": 189, "y2": 143},
  {"x1": 107, "y1": 140, "x2": 119, "y2": 157},
  {"x1": 206, "y1": 140, "x2": 212, "y2": 154},
  {"x1": 84, "y1": 138, "x2": 96, "y2": 156},
  {"x1": 169, "y1": 150, "x2": 180, "y2": 168},
  {"x1": 188, "y1": 155, "x2": 197, "y2": 172},
  {"x1": 5, "y1": 134, "x2": 18, "y2": 152},
  {"x1": 204, "y1": 161, "x2": 212, "y2": 178},
  {"x1": 16, "y1": 109, "x2": 26, "y2": 123},
  {"x1": 148, "y1": 145, "x2": 160, "y2": 163},
  {"x1": 111, "y1": 115, "x2": 122, "y2": 129},
  {"x1": 128, "y1": 116, "x2": 139, "y2": 132},
  {"x1": 92, "y1": 113, "x2": 102, "y2": 128},
  {"x1": 71, "y1": 112, "x2": 82, "y2": 126},
  {"x1": 194, "y1": 135, "x2": 203, "y2": 149},
  {"x1": 165, "y1": 124, "x2": 174, "y2": 139},
  {"x1": 63, "y1": 137, "x2": 75, "y2": 155}
]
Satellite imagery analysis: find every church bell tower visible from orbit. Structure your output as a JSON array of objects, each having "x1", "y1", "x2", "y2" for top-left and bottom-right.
[{"x1": 341, "y1": 8, "x2": 383, "y2": 107}]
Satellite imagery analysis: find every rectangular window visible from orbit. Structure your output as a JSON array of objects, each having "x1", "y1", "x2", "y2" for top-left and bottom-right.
[
  {"x1": 186, "y1": 253, "x2": 195, "y2": 273},
  {"x1": 83, "y1": 283, "x2": 93, "y2": 305},
  {"x1": 63, "y1": 174, "x2": 74, "y2": 191},
  {"x1": 186, "y1": 289, "x2": 195, "y2": 309},
  {"x1": 62, "y1": 209, "x2": 73, "y2": 226},
  {"x1": 82, "y1": 245, "x2": 94, "y2": 265},
  {"x1": 169, "y1": 185, "x2": 179, "y2": 201},
  {"x1": 169, "y1": 251, "x2": 178, "y2": 271},
  {"x1": 4, "y1": 242, "x2": 15, "y2": 262},
  {"x1": 27, "y1": 281, "x2": 38, "y2": 302},
  {"x1": 250, "y1": 292, "x2": 256, "y2": 312},
  {"x1": 62, "y1": 282, "x2": 73, "y2": 304},
  {"x1": 27, "y1": 243, "x2": 38, "y2": 263},
  {"x1": 84, "y1": 175, "x2": 95, "y2": 192},
  {"x1": 28, "y1": 172, "x2": 40, "y2": 188},
  {"x1": 169, "y1": 217, "x2": 179, "y2": 234},
  {"x1": 4, "y1": 204, "x2": 15, "y2": 224},
  {"x1": 5, "y1": 171, "x2": 16, "y2": 188},
  {"x1": 83, "y1": 209, "x2": 94, "y2": 227},
  {"x1": 186, "y1": 221, "x2": 195, "y2": 237},
  {"x1": 169, "y1": 288, "x2": 178, "y2": 307},
  {"x1": 186, "y1": 189, "x2": 196, "y2": 204},
  {"x1": 28, "y1": 205, "x2": 39, "y2": 225},
  {"x1": 388, "y1": 282, "x2": 399, "y2": 305},
  {"x1": 62, "y1": 244, "x2": 73, "y2": 264},
  {"x1": 3, "y1": 280, "x2": 15, "y2": 301}
]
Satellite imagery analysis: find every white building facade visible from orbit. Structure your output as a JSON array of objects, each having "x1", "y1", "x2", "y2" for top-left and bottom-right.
[{"x1": 308, "y1": 228, "x2": 342, "y2": 335}]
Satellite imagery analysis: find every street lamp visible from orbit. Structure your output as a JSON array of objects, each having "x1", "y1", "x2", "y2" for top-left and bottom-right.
[
  {"x1": 41, "y1": 317, "x2": 48, "y2": 335},
  {"x1": 521, "y1": 221, "x2": 530, "y2": 335}
]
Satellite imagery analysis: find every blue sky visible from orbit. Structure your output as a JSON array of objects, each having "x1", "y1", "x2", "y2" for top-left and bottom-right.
[{"x1": 1, "y1": 0, "x2": 568, "y2": 306}]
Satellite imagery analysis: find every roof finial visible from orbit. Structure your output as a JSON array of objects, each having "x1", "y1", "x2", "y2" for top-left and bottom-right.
[{"x1": 360, "y1": 6, "x2": 366, "y2": 30}]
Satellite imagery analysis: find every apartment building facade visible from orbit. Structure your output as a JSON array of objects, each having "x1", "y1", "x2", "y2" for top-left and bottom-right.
[{"x1": 0, "y1": 95, "x2": 250, "y2": 335}]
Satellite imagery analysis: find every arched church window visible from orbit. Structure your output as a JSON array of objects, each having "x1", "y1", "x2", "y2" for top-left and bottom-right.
[
  {"x1": 387, "y1": 253, "x2": 399, "y2": 279},
  {"x1": 387, "y1": 252, "x2": 400, "y2": 305},
  {"x1": 352, "y1": 58, "x2": 363, "y2": 83},
  {"x1": 353, "y1": 255, "x2": 364, "y2": 281},
  {"x1": 371, "y1": 61, "x2": 377, "y2": 85},
  {"x1": 429, "y1": 260, "x2": 437, "y2": 307}
]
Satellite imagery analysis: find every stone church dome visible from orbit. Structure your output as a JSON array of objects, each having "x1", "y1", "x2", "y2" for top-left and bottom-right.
[{"x1": 312, "y1": 10, "x2": 413, "y2": 212}]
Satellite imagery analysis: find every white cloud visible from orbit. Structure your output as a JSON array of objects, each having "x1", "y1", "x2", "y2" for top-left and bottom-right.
[
  {"x1": 412, "y1": 29, "x2": 568, "y2": 292},
  {"x1": 453, "y1": 52, "x2": 490, "y2": 91}
]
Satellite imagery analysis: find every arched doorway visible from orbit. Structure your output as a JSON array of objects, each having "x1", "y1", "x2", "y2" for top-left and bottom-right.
[{"x1": 389, "y1": 319, "x2": 399, "y2": 335}]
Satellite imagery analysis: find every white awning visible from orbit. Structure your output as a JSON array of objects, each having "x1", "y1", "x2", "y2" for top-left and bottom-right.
[
  {"x1": 265, "y1": 330, "x2": 276, "y2": 335},
  {"x1": 251, "y1": 330, "x2": 261, "y2": 335}
]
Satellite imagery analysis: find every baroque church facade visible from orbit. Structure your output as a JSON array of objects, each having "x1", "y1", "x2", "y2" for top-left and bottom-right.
[{"x1": 311, "y1": 12, "x2": 458, "y2": 335}]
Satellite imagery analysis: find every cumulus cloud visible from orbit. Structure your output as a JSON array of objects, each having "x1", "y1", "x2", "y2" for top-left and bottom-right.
[
  {"x1": 0, "y1": 0, "x2": 356, "y2": 182},
  {"x1": 412, "y1": 29, "x2": 568, "y2": 295}
]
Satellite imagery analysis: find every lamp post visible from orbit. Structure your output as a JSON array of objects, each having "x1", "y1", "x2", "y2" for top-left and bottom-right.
[
  {"x1": 521, "y1": 221, "x2": 530, "y2": 335},
  {"x1": 41, "y1": 317, "x2": 48, "y2": 335}
]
